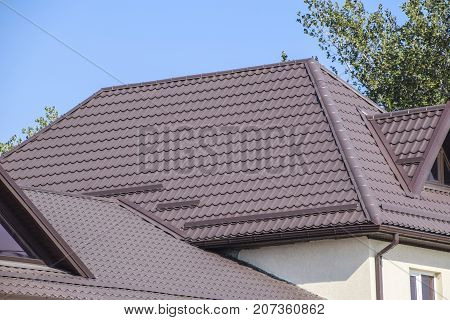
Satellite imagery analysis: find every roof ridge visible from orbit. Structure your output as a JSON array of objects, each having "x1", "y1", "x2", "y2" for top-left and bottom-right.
[
  {"x1": 319, "y1": 66, "x2": 384, "y2": 113},
  {"x1": 305, "y1": 59, "x2": 381, "y2": 225},
  {"x1": 0, "y1": 59, "x2": 312, "y2": 161},
  {"x1": 101, "y1": 58, "x2": 312, "y2": 92}
]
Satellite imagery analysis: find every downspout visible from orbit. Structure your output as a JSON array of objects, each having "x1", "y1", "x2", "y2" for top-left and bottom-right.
[{"x1": 375, "y1": 233, "x2": 399, "y2": 300}]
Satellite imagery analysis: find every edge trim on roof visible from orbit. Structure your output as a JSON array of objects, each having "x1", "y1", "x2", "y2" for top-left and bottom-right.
[
  {"x1": 101, "y1": 58, "x2": 313, "y2": 92},
  {"x1": 0, "y1": 165, "x2": 94, "y2": 278},
  {"x1": 305, "y1": 59, "x2": 381, "y2": 225},
  {"x1": 364, "y1": 114, "x2": 413, "y2": 193},
  {"x1": 192, "y1": 224, "x2": 378, "y2": 247},
  {"x1": 319, "y1": 66, "x2": 384, "y2": 113},
  {"x1": 192, "y1": 224, "x2": 450, "y2": 251}
]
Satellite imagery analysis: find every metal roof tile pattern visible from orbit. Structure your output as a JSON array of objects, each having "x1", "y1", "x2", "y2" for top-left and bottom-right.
[
  {"x1": 0, "y1": 59, "x2": 448, "y2": 244},
  {"x1": 322, "y1": 68, "x2": 450, "y2": 235},
  {"x1": 0, "y1": 60, "x2": 367, "y2": 242},
  {"x1": 372, "y1": 106, "x2": 445, "y2": 177},
  {"x1": 0, "y1": 188, "x2": 318, "y2": 300}
]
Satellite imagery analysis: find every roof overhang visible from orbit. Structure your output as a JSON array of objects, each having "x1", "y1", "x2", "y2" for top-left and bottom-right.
[{"x1": 193, "y1": 223, "x2": 450, "y2": 252}]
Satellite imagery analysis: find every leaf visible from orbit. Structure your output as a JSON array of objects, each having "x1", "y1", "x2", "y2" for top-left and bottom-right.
[{"x1": 0, "y1": 106, "x2": 59, "y2": 155}]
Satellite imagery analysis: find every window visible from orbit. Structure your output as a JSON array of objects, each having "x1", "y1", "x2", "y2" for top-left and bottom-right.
[
  {"x1": 410, "y1": 271, "x2": 436, "y2": 300},
  {"x1": 427, "y1": 131, "x2": 449, "y2": 187},
  {"x1": 0, "y1": 220, "x2": 31, "y2": 259}
]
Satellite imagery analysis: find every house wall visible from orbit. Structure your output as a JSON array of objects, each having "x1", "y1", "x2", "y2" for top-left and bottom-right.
[
  {"x1": 237, "y1": 237, "x2": 375, "y2": 299},
  {"x1": 237, "y1": 237, "x2": 450, "y2": 300},
  {"x1": 369, "y1": 239, "x2": 450, "y2": 300}
]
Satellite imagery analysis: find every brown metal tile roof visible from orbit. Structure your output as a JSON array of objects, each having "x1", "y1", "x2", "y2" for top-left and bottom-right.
[
  {"x1": 322, "y1": 68, "x2": 450, "y2": 236},
  {"x1": 0, "y1": 58, "x2": 448, "y2": 245},
  {"x1": 370, "y1": 105, "x2": 446, "y2": 179},
  {"x1": 0, "y1": 59, "x2": 369, "y2": 243},
  {"x1": 0, "y1": 188, "x2": 319, "y2": 300}
]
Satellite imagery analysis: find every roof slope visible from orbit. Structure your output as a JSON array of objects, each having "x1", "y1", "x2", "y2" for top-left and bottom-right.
[
  {"x1": 367, "y1": 104, "x2": 449, "y2": 193},
  {"x1": 0, "y1": 188, "x2": 318, "y2": 300},
  {"x1": 373, "y1": 106, "x2": 444, "y2": 177},
  {"x1": 1, "y1": 59, "x2": 448, "y2": 244},
  {"x1": 0, "y1": 59, "x2": 369, "y2": 243},
  {"x1": 321, "y1": 68, "x2": 450, "y2": 236}
]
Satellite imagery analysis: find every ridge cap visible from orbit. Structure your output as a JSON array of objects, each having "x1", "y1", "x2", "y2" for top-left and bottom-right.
[{"x1": 305, "y1": 59, "x2": 381, "y2": 225}]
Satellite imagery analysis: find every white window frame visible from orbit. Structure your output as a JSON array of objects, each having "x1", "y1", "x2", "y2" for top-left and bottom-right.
[{"x1": 410, "y1": 270, "x2": 437, "y2": 300}]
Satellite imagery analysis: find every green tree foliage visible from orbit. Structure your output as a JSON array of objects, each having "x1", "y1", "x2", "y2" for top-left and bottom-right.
[
  {"x1": 0, "y1": 106, "x2": 59, "y2": 155},
  {"x1": 298, "y1": 0, "x2": 449, "y2": 111}
]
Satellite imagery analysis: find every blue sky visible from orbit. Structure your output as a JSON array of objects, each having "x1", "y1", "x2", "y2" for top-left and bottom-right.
[{"x1": 0, "y1": 0, "x2": 405, "y2": 141}]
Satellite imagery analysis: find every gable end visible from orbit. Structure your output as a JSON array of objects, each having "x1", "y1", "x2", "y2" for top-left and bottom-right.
[{"x1": 367, "y1": 103, "x2": 449, "y2": 194}]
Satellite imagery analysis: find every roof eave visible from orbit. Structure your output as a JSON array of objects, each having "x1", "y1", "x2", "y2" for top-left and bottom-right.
[
  {"x1": 190, "y1": 223, "x2": 379, "y2": 249},
  {"x1": 190, "y1": 224, "x2": 450, "y2": 252}
]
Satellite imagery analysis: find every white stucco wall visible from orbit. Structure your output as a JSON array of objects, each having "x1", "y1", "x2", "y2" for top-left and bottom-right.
[
  {"x1": 237, "y1": 237, "x2": 450, "y2": 300},
  {"x1": 369, "y1": 239, "x2": 450, "y2": 300}
]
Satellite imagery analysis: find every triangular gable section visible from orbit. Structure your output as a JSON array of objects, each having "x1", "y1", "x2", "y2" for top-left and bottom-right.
[
  {"x1": 0, "y1": 164, "x2": 93, "y2": 277},
  {"x1": 367, "y1": 103, "x2": 449, "y2": 193}
]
